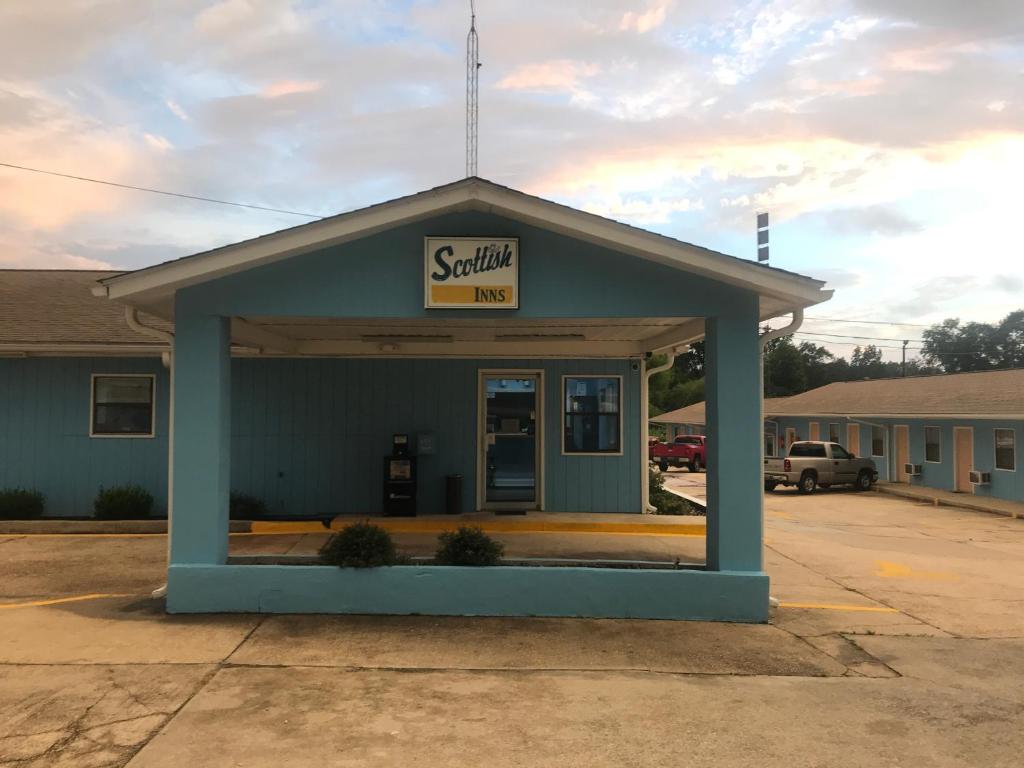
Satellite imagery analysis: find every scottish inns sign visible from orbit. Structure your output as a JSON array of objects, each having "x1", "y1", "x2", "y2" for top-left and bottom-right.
[{"x1": 424, "y1": 237, "x2": 518, "y2": 308}]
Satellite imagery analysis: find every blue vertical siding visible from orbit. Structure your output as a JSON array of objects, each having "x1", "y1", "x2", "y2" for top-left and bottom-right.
[
  {"x1": 0, "y1": 357, "x2": 169, "y2": 517},
  {"x1": 229, "y1": 357, "x2": 642, "y2": 516},
  {"x1": 770, "y1": 415, "x2": 1024, "y2": 500}
]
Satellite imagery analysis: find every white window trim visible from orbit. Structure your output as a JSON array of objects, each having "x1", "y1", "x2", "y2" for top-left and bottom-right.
[
  {"x1": 924, "y1": 425, "x2": 942, "y2": 464},
  {"x1": 560, "y1": 374, "x2": 625, "y2": 457},
  {"x1": 994, "y1": 428, "x2": 1016, "y2": 472},
  {"x1": 89, "y1": 373, "x2": 157, "y2": 439}
]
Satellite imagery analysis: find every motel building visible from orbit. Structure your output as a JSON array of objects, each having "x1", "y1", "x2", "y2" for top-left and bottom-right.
[{"x1": 0, "y1": 178, "x2": 831, "y2": 621}]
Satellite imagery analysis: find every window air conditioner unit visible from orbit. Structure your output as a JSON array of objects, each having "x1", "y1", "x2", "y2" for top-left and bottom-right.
[
  {"x1": 969, "y1": 470, "x2": 991, "y2": 486},
  {"x1": 904, "y1": 463, "x2": 922, "y2": 477}
]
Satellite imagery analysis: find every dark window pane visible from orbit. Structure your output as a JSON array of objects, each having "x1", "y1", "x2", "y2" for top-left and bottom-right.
[
  {"x1": 871, "y1": 427, "x2": 885, "y2": 456},
  {"x1": 995, "y1": 429, "x2": 1015, "y2": 471},
  {"x1": 564, "y1": 377, "x2": 620, "y2": 453},
  {"x1": 93, "y1": 376, "x2": 153, "y2": 436},
  {"x1": 925, "y1": 427, "x2": 941, "y2": 463},
  {"x1": 790, "y1": 443, "x2": 826, "y2": 458}
]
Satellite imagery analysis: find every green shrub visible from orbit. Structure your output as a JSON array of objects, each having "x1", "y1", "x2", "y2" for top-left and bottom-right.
[
  {"x1": 435, "y1": 526, "x2": 504, "y2": 566},
  {"x1": 320, "y1": 521, "x2": 399, "y2": 568},
  {"x1": 0, "y1": 488, "x2": 45, "y2": 519},
  {"x1": 649, "y1": 468, "x2": 701, "y2": 516},
  {"x1": 230, "y1": 492, "x2": 268, "y2": 520},
  {"x1": 93, "y1": 484, "x2": 154, "y2": 519}
]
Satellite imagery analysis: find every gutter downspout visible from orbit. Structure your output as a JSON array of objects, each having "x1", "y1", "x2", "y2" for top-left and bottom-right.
[
  {"x1": 643, "y1": 346, "x2": 688, "y2": 513},
  {"x1": 125, "y1": 308, "x2": 175, "y2": 600},
  {"x1": 757, "y1": 309, "x2": 803, "y2": 608}
]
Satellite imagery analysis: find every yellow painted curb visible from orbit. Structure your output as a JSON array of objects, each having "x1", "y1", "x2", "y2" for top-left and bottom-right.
[
  {"x1": 249, "y1": 521, "x2": 331, "y2": 534},
  {"x1": 323, "y1": 518, "x2": 707, "y2": 536},
  {"x1": 0, "y1": 593, "x2": 134, "y2": 610}
]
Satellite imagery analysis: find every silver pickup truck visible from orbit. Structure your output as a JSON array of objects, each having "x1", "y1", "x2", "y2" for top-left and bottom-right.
[{"x1": 764, "y1": 441, "x2": 878, "y2": 494}]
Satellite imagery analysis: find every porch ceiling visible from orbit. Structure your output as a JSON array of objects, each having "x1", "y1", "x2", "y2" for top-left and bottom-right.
[{"x1": 230, "y1": 316, "x2": 704, "y2": 358}]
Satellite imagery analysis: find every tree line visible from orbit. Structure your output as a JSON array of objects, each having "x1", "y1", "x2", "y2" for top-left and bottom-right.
[{"x1": 649, "y1": 309, "x2": 1023, "y2": 416}]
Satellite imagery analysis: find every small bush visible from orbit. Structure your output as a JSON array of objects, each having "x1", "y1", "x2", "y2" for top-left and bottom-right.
[
  {"x1": 649, "y1": 468, "x2": 702, "y2": 516},
  {"x1": 0, "y1": 488, "x2": 45, "y2": 519},
  {"x1": 435, "y1": 526, "x2": 504, "y2": 566},
  {"x1": 230, "y1": 492, "x2": 268, "y2": 520},
  {"x1": 320, "y1": 521, "x2": 399, "y2": 568},
  {"x1": 93, "y1": 484, "x2": 154, "y2": 519}
]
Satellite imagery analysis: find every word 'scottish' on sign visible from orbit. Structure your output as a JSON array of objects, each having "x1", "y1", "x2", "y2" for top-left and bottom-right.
[{"x1": 424, "y1": 237, "x2": 518, "y2": 308}]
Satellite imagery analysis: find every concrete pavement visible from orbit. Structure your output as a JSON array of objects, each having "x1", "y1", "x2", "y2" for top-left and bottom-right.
[{"x1": 1, "y1": 490, "x2": 1023, "y2": 766}]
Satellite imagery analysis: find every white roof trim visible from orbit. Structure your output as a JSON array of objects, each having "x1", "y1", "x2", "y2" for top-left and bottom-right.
[{"x1": 100, "y1": 177, "x2": 830, "y2": 309}]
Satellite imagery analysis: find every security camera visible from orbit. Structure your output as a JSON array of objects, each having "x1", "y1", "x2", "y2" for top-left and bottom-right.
[{"x1": 631, "y1": 361, "x2": 640, "y2": 372}]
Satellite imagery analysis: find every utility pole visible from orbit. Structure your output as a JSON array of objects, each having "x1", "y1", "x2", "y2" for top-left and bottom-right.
[
  {"x1": 465, "y1": 1, "x2": 480, "y2": 178},
  {"x1": 902, "y1": 339, "x2": 909, "y2": 377}
]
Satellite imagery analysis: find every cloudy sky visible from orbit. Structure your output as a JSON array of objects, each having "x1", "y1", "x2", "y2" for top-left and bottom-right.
[{"x1": 1, "y1": 0, "x2": 1022, "y2": 360}]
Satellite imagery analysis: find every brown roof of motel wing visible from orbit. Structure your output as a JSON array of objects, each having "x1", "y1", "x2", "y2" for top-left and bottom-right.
[
  {"x1": 0, "y1": 270, "x2": 170, "y2": 348},
  {"x1": 651, "y1": 370, "x2": 1024, "y2": 424},
  {"x1": 768, "y1": 369, "x2": 1024, "y2": 419}
]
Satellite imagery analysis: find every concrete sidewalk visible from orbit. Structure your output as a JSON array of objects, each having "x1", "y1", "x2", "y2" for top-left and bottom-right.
[{"x1": 876, "y1": 481, "x2": 1024, "y2": 519}]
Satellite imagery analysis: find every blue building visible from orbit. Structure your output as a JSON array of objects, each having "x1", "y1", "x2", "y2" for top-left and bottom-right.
[
  {"x1": 1, "y1": 178, "x2": 831, "y2": 620},
  {"x1": 651, "y1": 371, "x2": 1023, "y2": 503}
]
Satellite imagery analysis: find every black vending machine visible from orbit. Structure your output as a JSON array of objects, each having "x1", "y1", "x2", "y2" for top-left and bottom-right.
[{"x1": 382, "y1": 434, "x2": 417, "y2": 517}]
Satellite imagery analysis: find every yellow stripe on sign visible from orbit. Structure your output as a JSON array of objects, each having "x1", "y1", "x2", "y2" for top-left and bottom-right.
[
  {"x1": 0, "y1": 593, "x2": 134, "y2": 610},
  {"x1": 430, "y1": 284, "x2": 515, "y2": 305},
  {"x1": 777, "y1": 602, "x2": 899, "y2": 613}
]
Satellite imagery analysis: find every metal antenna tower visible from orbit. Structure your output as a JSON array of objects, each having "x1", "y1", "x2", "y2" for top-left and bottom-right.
[{"x1": 466, "y1": 0, "x2": 480, "y2": 177}]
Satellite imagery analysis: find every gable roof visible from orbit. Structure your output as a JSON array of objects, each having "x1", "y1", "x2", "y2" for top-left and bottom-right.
[
  {"x1": 768, "y1": 369, "x2": 1024, "y2": 419},
  {"x1": 93, "y1": 177, "x2": 831, "y2": 318},
  {"x1": 0, "y1": 270, "x2": 170, "y2": 352},
  {"x1": 650, "y1": 396, "x2": 794, "y2": 426}
]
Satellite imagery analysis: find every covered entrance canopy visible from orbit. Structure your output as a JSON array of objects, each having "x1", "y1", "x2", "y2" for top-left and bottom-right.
[{"x1": 97, "y1": 177, "x2": 831, "y2": 621}]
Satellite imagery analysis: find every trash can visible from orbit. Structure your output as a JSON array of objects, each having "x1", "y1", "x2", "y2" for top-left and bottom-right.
[{"x1": 445, "y1": 474, "x2": 462, "y2": 515}]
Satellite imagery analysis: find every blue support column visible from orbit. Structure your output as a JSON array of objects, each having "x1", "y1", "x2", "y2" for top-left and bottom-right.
[
  {"x1": 704, "y1": 298, "x2": 763, "y2": 573},
  {"x1": 169, "y1": 307, "x2": 230, "y2": 565}
]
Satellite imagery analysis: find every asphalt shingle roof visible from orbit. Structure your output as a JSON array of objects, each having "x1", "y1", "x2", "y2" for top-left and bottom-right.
[{"x1": 0, "y1": 270, "x2": 169, "y2": 347}]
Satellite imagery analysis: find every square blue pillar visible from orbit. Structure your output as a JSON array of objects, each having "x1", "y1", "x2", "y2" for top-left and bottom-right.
[
  {"x1": 169, "y1": 306, "x2": 231, "y2": 565},
  {"x1": 704, "y1": 299, "x2": 763, "y2": 573}
]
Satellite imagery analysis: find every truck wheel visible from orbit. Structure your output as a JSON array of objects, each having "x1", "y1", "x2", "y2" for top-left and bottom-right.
[
  {"x1": 764, "y1": 480, "x2": 777, "y2": 493},
  {"x1": 855, "y1": 470, "x2": 873, "y2": 491},
  {"x1": 691, "y1": 457, "x2": 702, "y2": 472},
  {"x1": 797, "y1": 472, "x2": 817, "y2": 494},
  {"x1": 659, "y1": 459, "x2": 669, "y2": 472}
]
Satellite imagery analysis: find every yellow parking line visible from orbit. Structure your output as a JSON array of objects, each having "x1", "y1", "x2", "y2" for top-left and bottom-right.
[
  {"x1": 777, "y1": 601, "x2": 899, "y2": 613},
  {"x1": 0, "y1": 593, "x2": 134, "y2": 610}
]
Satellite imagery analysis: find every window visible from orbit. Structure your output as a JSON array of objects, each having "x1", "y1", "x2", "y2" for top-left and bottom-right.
[
  {"x1": 871, "y1": 426, "x2": 885, "y2": 457},
  {"x1": 563, "y1": 376, "x2": 621, "y2": 454},
  {"x1": 832, "y1": 444, "x2": 852, "y2": 460},
  {"x1": 91, "y1": 375, "x2": 155, "y2": 437},
  {"x1": 675, "y1": 436, "x2": 702, "y2": 445},
  {"x1": 925, "y1": 426, "x2": 941, "y2": 463},
  {"x1": 828, "y1": 423, "x2": 840, "y2": 443},
  {"x1": 764, "y1": 425, "x2": 777, "y2": 458},
  {"x1": 995, "y1": 429, "x2": 1016, "y2": 471},
  {"x1": 790, "y1": 443, "x2": 827, "y2": 458}
]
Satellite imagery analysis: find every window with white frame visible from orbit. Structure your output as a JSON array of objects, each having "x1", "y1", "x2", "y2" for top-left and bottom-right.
[
  {"x1": 563, "y1": 376, "x2": 621, "y2": 454},
  {"x1": 925, "y1": 426, "x2": 941, "y2": 463},
  {"x1": 91, "y1": 375, "x2": 155, "y2": 437},
  {"x1": 871, "y1": 426, "x2": 885, "y2": 457},
  {"x1": 995, "y1": 429, "x2": 1016, "y2": 471},
  {"x1": 828, "y1": 422, "x2": 840, "y2": 443}
]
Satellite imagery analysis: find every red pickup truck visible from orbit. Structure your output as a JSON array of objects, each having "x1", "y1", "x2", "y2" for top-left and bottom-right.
[{"x1": 649, "y1": 435, "x2": 706, "y2": 472}]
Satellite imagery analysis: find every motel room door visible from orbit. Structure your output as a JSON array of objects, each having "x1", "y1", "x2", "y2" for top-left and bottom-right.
[
  {"x1": 479, "y1": 372, "x2": 542, "y2": 511},
  {"x1": 954, "y1": 427, "x2": 974, "y2": 493},
  {"x1": 846, "y1": 423, "x2": 861, "y2": 457},
  {"x1": 895, "y1": 425, "x2": 910, "y2": 482}
]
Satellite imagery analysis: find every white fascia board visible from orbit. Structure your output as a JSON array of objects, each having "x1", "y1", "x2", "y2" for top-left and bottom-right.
[
  {"x1": 475, "y1": 185, "x2": 831, "y2": 308},
  {"x1": 102, "y1": 183, "x2": 477, "y2": 302},
  {"x1": 101, "y1": 178, "x2": 830, "y2": 311},
  {"x1": 296, "y1": 339, "x2": 642, "y2": 357}
]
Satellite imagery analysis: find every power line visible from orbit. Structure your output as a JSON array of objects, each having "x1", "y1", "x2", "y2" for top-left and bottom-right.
[
  {"x1": 804, "y1": 316, "x2": 931, "y2": 328},
  {"x1": 0, "y1": 161, "x2": 324, "y2": 219},
  {"x1": 793, "y1": 330, "x2": 924, "y2": 343}
]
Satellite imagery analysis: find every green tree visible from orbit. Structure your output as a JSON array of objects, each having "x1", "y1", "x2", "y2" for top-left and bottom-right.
[
  {"x1": 764, "y1": 339, "x2": 807, "y2": 395},
  {"x1": 921, "y1": 310, "x2": 1024, "y2": 372}
]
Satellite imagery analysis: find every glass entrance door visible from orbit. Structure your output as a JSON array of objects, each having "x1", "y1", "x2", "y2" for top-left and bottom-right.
[{"x1": 481, "y1": 374, "x2": 539, "y2": 507}]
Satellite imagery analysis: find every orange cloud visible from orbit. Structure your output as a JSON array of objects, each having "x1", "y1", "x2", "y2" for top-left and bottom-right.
[
  {"x1": 497, "y1": 60, "x2": 599, "y2": 92},
  {"x1": 261, "y1": 80, "x2": 322, "y2": 99}
]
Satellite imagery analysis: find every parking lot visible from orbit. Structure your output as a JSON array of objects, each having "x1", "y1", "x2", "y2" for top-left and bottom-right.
[{"x1": 2, "y1": 491, "x2": 1023, "y2": 767}]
